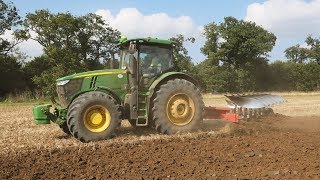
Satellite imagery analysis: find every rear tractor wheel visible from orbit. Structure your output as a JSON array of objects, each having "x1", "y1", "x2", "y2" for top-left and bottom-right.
[
  {"x1": 152, "y1": 79, "x2": 204, "y2": 134},
  {"x1": 67, "y1": 91, "x2": 121, "y2": 142}
]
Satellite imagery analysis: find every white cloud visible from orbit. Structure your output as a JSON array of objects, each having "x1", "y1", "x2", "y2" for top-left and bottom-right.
[
  {"x1": 245, "y1": 0, "x2": 320, "y2": 38},
  {"x1": 96, "y1": 8, "x2": 202, "y2": 39},
  {"x1": 96, "y1": 8, "x2": 204, "y2": 62},
  {"x1": 1, "y1": 30, "x2": 43, "y2": 59},
  {"x1": 96, "y1": 8, "x2": 206, "y2": 62}
]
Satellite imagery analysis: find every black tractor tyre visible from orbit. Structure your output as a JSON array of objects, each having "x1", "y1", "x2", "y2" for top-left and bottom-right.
[
  {"x1": 151, "y1": 79, "x2": 204, "y2": 134},
  {"x1": 67, "y1": 91, "x2": 121, "y2": 142},
  {"x1": 59, "y1": 122, "x2": 71, "y2": 135},
  {"x1": 128, "y1": 119, "x2": 137, "y2": 127}
]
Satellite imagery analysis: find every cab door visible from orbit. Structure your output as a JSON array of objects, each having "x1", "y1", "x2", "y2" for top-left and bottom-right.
[{"x1": 138, "y1": 44, "x2": 172, "y2": 89}]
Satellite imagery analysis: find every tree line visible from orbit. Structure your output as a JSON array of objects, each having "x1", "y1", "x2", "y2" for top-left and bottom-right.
[
  {"x1": 1, "y1": 1, "x2": 320, "y2": 100},
  {"x1": 171, "y1": 17, "x2": 320, "y2": 92}
]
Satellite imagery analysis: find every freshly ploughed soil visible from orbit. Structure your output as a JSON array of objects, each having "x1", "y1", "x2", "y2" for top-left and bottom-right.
[{"x1": 0, "y1": 105, "x2": 320, "y2": 179}]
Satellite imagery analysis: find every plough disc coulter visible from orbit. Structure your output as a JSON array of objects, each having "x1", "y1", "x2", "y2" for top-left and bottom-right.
[{"x1": 204, "y1": 94, "x2": 285, "y2": 123}]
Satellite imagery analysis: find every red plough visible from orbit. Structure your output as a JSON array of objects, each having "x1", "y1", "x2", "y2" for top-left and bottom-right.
[
  {"x1": 203, "y1": 94, "x2": 285, "y2": 123},
  {"x1": 204, "y1": 107, "x2": 239, "y2": 123}
]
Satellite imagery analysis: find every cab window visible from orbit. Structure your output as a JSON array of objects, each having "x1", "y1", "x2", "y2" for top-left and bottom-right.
[
  {"x1": 139, "y1": 45, "x2": 172, "y2": 75},
  {"x1": 120, "y1": 49, "x2": 130, "y2": 69}
]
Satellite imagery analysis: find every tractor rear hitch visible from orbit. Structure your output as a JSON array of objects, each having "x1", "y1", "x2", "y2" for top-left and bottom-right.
[{"x1": 204, "y1": 107, "x2": 239, "y2": 123}]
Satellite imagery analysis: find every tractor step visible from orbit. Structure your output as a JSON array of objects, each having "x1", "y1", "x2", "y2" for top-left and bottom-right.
[
  {"x1": 136, "y1": 94, "x2": 148, "y2": 126},
  {"x1": 136, "y1": 116, "x2": 148, "y2": 126}
]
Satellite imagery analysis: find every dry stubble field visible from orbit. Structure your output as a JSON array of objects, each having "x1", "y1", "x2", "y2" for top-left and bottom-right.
[{"x1": 0, "y1": 92, "x2": 320, "y2": 179}]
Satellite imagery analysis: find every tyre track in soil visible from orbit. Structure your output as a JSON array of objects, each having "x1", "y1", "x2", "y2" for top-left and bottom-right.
[{"x1": 1, "y1": 114, "x2": 320, "y2": 179}]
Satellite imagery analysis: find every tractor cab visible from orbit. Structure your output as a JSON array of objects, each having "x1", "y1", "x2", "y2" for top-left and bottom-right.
[
  {"x1": 117, "y1": 37, "x2": 180, "y2": 126},
  {"x1": 118, "y1": 37, "x2": 175, "y2": 88}
]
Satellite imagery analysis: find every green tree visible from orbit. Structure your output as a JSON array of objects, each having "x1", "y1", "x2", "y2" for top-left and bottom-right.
[
  {"x1": 202, "y1": 17, "x2": 276, "y2": 68},
  {"x1": 196, "y1": 59, "x2": 238, "y2": 92},
  {"x1": 284, "y1": 36, "x2": 320, "y2": 64},
  {"x1": 23, "y1": 55, "x2": 51, "y2": 89},
  {"x1": 0, "y1": 1, "x2": 27, "y2": 98},
  {"x1": 169, "y1": 34, "x2": 196, "y2": 73},
  {"x1": 268, "y1": 61, "x2": 320, "y2": 91},
  {"x1": 284, "y1": 44, "x2": 309, "y2": 63},
  {"x1": 0, "y1": 55, "x2": 26, "y2": 97},
  {"x1": 268, "y1": 61, "x2": 292, "y2": 91},
  {"x1": 18, "y1": 10, "x2": 121, "y2": 94},
  {"x1": 0, "y1": 0, "x2": 21, "y2": 55},
  {"x1": 198, "y1": 17, "x2": 276, "y2": 92},
  {"x1": 20, "y1": 10, "x2": 121, "y2": 69},
  {"x1": 200, "y1": 22, "x2": 219, "y2": 57},
  {"x1": 305, "y1": 35, "x2": 320, "y2": 63}
]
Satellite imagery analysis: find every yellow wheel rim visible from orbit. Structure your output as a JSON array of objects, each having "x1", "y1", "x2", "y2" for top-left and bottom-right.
[
  {"x1": 166, "y1": 93, "x2": 195, "y2": 126},
  {"x1": 83, "y1": 105, "x2": 111, "y2": 132}
]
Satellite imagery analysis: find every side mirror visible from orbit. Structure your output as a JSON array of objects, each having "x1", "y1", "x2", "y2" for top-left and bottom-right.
[{"x1": 129, "y1": 42, "x2": 136, "y2": 54}]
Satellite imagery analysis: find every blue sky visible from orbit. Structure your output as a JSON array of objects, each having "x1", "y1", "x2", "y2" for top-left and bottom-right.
[
  {"x1": 14, "y1": 0, "x2": 263, "y2": 21},
  {"x1": 8, "y1": 0, "x2": 320, "y2": 63}
]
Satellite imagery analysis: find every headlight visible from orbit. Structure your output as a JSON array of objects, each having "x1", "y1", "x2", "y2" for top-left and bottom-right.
[{"x1": 57, "y1": 80, "x2": 70, "y2": 86}]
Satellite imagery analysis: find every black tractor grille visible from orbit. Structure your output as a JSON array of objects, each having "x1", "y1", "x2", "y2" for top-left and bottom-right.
[{"x1": 57, "y1": 78, "x2": 83, "y2": 107}]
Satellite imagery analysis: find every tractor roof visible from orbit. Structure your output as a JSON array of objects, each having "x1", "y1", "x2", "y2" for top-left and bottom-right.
[{"x1": 117, "y1": 36, "x2": 175, "y2": 46}]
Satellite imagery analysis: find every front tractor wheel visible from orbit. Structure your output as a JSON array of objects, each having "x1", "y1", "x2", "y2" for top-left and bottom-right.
[
  {"x1": 59, "y1": 122, "x2": 71, "y2": 135},
  {"x1": 152, "y1": 79, "x2": 204, "y2": 134},
  {"x1": 67, "y1": 91, "x2": 121, "y2": 142}
]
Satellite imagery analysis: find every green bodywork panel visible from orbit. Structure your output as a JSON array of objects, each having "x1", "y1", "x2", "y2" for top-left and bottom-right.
[
  {"x1": 57, "y1": 69, "x2": 128, "y2": 102},
  {"x1": 57, "y1": 69, "x2": 126, "y2": 81},
  {"x1": 78, "y1": 69, "x2": 128, "y2": 102}
]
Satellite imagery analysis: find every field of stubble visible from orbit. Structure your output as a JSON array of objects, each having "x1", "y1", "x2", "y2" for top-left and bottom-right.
[{"x1": 1, "y1": 92, "x2": 320, "y2": 179}]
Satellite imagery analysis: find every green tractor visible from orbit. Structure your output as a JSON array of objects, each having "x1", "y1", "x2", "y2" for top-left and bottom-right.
[{"x1": 33, "y1": 37, "x2": 204, "y2": 142}]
